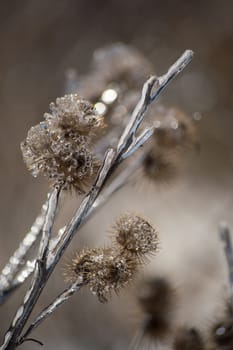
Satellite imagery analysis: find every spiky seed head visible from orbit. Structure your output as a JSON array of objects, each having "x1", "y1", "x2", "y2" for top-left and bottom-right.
[
  {"x1": 21, "y1": 94, "x2": 103, "y2": 192},
  {"x1": 21, "y1": 125, "x2": 99, "y2": 192},
  {"x1": 65, "y1": 247, "x2": 138, "y2": 303},
  {"x1": 173, "y1": 328, "x2": 205, "y2": 350},
  {"x1": 114, "y1": 213, "x2": 158, "y2": 258},
  {"x1": 142, "y1": 148, "x2": 177, "y2": 184},
  {"x1": 46, "y1": 94, "x2": 105, "y2": 136}
]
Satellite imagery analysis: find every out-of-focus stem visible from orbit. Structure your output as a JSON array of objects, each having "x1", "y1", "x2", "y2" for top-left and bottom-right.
[{"x1": 0, "y1": 200, "x2": 48, "y2": 304}]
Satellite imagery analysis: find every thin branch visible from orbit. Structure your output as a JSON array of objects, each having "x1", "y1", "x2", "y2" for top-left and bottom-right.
[
  {"x1": 118, "y1": 50, "x2": 194, "y2": 160},
  {"x1": 38, "y1": 189, "x2": 60, "y2": 261},
  {"x1": 49, "y1": 148, "x2": 116, "y2": 267},
  {"x1": 18, "y1": 281, "x2": 83, "y2": 344},
  {"x1": 19, "y1": 338, "x2": 43, "y2": 347},
  {"x1": 0, "y1": 187, "x2": 60, "y2": 350},
  {"x1": 117, "y1": 76, "x2": 157, "y2": 156},
  {"x1": 90, "y1": 151, "x2": 146, "y2": 214},
  {"x1": 0, "y1": 200, "x2": 48, "y2": 305},
  {"x1": 151, "y1": 49, "x2": 194, "y2": 101},
  {"x1": 121, "y1": 126, "x2": 154, "y2": 160}
]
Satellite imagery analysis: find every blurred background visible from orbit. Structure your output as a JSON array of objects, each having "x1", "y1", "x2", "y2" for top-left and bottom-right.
[{"x1": 0, "y1": 0, "x2": 233, "y2": 349}]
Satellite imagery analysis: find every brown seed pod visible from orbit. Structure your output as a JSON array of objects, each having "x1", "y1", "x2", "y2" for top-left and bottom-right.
[
  {"x1": 113, "y1": 213, "x2": 159, "y2": 260},
  {"x1": 138, "y1": 277, "x2": 176, "y2": 340},
  {"x1": 173, "y1": 327, "x2": 205, "y2": 350},
  {"x1": 21, "y1": 94, "x2": 103, "y2": 192},
  {"x1": 21, "y1": 124, "x2": 100, "y2": 192},
  {"x1": 64, "y1": 247, "x2": 138, "y2": 303}
]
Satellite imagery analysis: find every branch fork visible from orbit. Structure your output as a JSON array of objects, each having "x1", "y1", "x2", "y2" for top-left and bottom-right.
[{"x1": 0, "y1": 49, "x2": 193, "y2": 350}]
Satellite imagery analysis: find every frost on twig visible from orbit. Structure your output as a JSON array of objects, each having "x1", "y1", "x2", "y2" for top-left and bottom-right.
[
  {"x1": 0, "y1": 49, "x2": 193, "y2": 350},
  {"x1": 0, "y1": 200, "x2": 48, "y2": 304},
  {"x1": 117, "y1": 50, "x2": 193, "y2": 161},
  {"x1": 18, "y1": 281, "x2": 83, "y2": 345}
]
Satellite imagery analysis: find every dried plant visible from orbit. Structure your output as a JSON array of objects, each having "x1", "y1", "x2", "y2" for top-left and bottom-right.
[{"x1": 0, "y1": 46, "x2": 194, "y2": 350}]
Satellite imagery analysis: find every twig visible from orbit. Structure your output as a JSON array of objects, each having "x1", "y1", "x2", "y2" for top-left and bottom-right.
[
  {"x1": 121, "y1": 126, "x2": 154, "y2": 160},
  {"x1": 151, "y1": 50, "x2": 193, "y2": 102},
  {"x1": 18, "y1": 281, "x2": 83, "y2": 345},
  {"x1": 0, "y1": 50, "x2": 193, "y2": 350},
  {"x1": 117, "y1": 76, "x2": 157, "y2": 156},
  {"x1": 38, "y1": 189, "x2": 60, "y2": 261},
  {"x1": 90, "y1": 151, "x2": 147, "y2": 214},
  {"x1": 49, "y1": 148, "x2": 116, "y2": 267},
  {"x1": 0, "y1": 187, "x2": 60, "y2": 350},
  {"x1": 118, "y1": 50, "x2": 194, "y2": 161}
]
